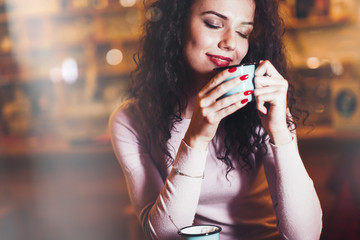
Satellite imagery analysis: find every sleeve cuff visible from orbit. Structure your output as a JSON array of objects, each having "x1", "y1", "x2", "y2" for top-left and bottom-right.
[
  {"x1": 269, "y1": 136, "x2": 298, "y2": 153},
  {"x1": 172, "y1": 140, "x2": 208, "y2": 176},
  {"x1": 268, "y1": 136, "x2": 308, "y2": 177}
]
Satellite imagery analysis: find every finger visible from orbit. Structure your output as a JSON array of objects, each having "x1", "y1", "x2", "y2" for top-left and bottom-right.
[
  {"x1": 255, "y1": 91, "x2": 287, "y2": 116},
  {"x1": 254, "y1": 85, "x2": 287, "y2": 97},
  {"x1": 255, "y1": 60, "x2": 283, "y2": 79},
  {"x1": 199, "y1": 67, "x2": 241, "y2": 97},
  {"x1": 254, "y1": 75, "x2": 288, "y2": 89},
  {"x1": 255, "y1": 91, "x2": 286, "y2": 105},
  {"x1": 256, "y1": 98, "x2": 267, "y2": 115},
  {"x1": 199, "y1": 76, "x2": 245, "y2": 108},
  {"x1": 210, "y1": 91, "x2": 251, "y2": 112},
  {"x1": 215, "y1": 96, "x2": 249, "y2": 120}
]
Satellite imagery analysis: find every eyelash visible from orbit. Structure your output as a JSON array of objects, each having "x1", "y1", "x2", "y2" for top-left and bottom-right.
[
  {"x1": 204, "y1": 21, "x2": 249, "y2": 39},
  {"x1": 204, "y1": 21, "x2": 220, "y2": 29},
  {"x1": 237, "y1": 32, "x2": 248, "y2": 39}
]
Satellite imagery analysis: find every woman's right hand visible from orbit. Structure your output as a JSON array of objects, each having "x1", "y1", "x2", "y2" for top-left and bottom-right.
[{"x1": 183, "y1": 67, "x2": 251, "y2": 150}]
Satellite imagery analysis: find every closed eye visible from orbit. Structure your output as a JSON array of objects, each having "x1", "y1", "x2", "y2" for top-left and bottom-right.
[
  {"x1": 236, "y1": 26, "x2": 253, "y2": 39},
  {"x1": 204, "y1": 20, "x2": 222, "y2": 29},
  {"x1": 236, "y1": 31, "x2": 249, "y2": 39}
]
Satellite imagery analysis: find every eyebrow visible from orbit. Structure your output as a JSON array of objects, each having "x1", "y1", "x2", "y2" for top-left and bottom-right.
[{"x1": 201, "y1": 10, "x2": 254, "y2": 25}]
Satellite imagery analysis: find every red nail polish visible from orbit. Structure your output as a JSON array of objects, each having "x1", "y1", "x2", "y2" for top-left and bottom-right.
[
  {"x1": 244, "y1": 90, "x2": 253, "y2": 96},
  {"x1": 240, "y1": 74, "x2": 249, "y2": 81},
  {"x1": 241, "y1": 99, "x2": 248, "y2": 104},
  {"x1": 228, "y1": 67, "x2": 237, "y2": 73}
]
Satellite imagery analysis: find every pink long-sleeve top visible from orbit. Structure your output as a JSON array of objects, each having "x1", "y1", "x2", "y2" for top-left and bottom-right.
[{"x1": 109, "y1": 100, "x2": 322, "y2": 240}]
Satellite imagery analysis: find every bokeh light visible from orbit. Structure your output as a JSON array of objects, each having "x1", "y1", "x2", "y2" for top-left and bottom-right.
[
  {"x1": 106, "y1": 49, "x2": 123, "y2": 66},
  {"x1": 61, "y1": 58, "x2": 78, "y2": 84},
  {"x1": 119, "y1": 0, "x2": 137, "y2": 8},
  {"x1": 306, "y1": 57, "x2": 320, "y2": 69}
]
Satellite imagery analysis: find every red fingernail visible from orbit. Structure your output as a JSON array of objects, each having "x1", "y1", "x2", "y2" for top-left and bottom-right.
[
  {"x1": 240, "y1": 74, "x2": 249, "y2": 81},
  {"x1": 241, "y1": 99, "x2": 249, "y2": 104},
  {"x1": 228, "y1": 67, "x2": 237, "y2": 73},
  {"x1": 244, "y1": 90, "x2": 253, "y2": 96}
]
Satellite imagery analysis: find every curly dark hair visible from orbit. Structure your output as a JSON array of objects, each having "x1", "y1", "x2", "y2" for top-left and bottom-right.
[{"x1": 130, "y1": 0, "x2": 303, "y2": 173}]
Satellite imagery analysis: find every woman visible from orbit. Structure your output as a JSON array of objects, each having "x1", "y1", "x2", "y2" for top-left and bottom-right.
[{"x1": 109, "y1": 0, "x2": 323, "y2": 239}]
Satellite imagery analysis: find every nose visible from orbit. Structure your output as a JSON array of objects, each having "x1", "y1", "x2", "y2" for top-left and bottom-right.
[{"x1": 218, "y1": 29, "x2": 236, "y2": 51}]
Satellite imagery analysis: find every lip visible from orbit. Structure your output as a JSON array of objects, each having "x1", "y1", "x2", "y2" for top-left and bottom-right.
[{"x1": 206, "y1": 54, "x2": 232, "y2": 67}]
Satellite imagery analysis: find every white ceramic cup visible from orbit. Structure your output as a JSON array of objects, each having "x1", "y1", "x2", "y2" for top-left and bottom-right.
[
  {"x1": 178, "y1": 225, "x2": 222, "y2": 240},
  {"x1": 215, "y1": 63, "x2": 256, "y2": 102}
]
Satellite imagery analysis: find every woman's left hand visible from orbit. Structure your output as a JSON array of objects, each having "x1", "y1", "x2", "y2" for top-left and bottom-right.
[{"x1": 254, "y1": 60, "x2": 292, "y2": 145}]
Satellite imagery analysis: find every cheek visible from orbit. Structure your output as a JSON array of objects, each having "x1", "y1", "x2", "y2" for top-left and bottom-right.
[
  {"x1": 186, "y1": 31, "x2": 215, "y2": 53},
  {"x1": 184, "y1": 31, "x2": 215, "y2": 66},
  {"x1": 237, "y1": 40, "x2": 250, "y2": 60}
]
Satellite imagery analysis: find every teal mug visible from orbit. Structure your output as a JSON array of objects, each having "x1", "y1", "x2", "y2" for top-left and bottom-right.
[
  {"x1": 215, "y1": 63, "x2": 257, "y2": 102},
  {"x1": 178, "y1": 225, "x2": 222, "y2": 240}
]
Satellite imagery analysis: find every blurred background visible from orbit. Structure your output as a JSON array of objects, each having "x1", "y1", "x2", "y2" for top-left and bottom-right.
[{"x1": 0, "y1": 0, "x2": 359, "y2": 239}]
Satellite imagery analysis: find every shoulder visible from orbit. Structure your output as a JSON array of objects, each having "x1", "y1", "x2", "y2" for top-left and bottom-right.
[
  {"x1": 109, "y1": 98, "x2": 144, "y2": 138},
  {"x1": 110, "y1": 98, "x2": 133, "y2": 122},
  {"x1": 109, "y1": 98, "x2": 141, "y2": 127}
]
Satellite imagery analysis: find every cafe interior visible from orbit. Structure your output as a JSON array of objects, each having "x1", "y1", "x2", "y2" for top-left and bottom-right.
[{"x1": 0, "y1": 0, "x2": 359, "y2": 239}]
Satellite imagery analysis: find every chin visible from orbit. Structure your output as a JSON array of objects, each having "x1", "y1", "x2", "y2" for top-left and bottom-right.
[
  {"x1": 185, "y1": 61, "x2": 217, "y2": 79},
  {"x1": 194, "y1": 67, "x2": 216, "y2": 76}
]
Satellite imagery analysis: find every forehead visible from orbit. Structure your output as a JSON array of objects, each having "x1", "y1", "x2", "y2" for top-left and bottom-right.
[{"x1": 190, "y1": 0, "x2": 255, "y2": 21}]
